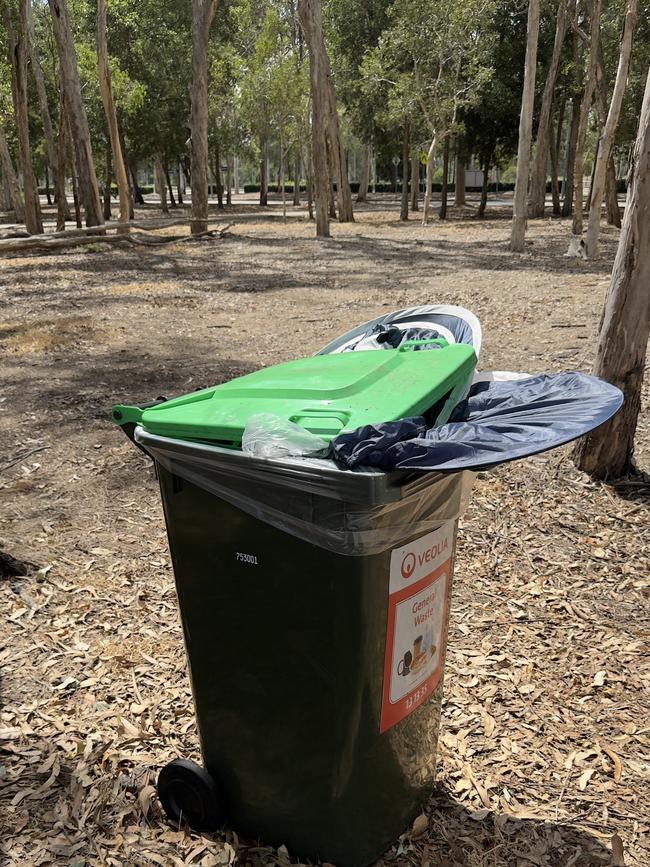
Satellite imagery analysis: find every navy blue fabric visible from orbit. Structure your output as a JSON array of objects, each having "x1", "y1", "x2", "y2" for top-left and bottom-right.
[{"x1": 331, "y1": 372, "x2": 624, "y2": 472}]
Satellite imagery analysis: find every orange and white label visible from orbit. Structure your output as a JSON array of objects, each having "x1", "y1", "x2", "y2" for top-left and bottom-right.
[{"x1": 380, "y1": 522, "x2": 454, "y2": 733}]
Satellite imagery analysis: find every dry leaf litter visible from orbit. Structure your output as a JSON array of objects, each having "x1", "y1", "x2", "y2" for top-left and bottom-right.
[{"x1": 1, "y1": 201, "x2": 648, "y2": 866}]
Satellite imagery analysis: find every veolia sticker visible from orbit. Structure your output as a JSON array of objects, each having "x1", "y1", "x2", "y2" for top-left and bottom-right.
[{"x1": 380, "y1": 521, "x2": 454, "y2": 733}]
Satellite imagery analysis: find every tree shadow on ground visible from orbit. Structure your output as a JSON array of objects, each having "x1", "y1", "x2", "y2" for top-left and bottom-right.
[
  {"x1": 228, "y1": 230, "x2": 616, "y2": 280},
  {"x1": 411, "y1": 783, "x2": 614, "y2": 866},
  {"x1": 610, "y1": 468, "x2": 650, "y2": 507}
]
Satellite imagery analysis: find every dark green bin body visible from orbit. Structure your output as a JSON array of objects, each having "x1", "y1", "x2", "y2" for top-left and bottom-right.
[{"x1": 140, "y1": 431, "x2": 460, "y2": 866}]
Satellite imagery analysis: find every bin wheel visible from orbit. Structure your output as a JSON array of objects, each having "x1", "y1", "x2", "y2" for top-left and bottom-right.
[{"x1": 157, "y1": 758, "x2": 225, "y2": 831}]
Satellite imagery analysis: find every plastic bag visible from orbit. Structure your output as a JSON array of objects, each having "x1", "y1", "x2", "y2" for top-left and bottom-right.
[
  {"x1": 242, "y1": 413, "x2": 330, "y2": 458},
  {"x1": 136, "y1": 427, "x2": 474, "y2": 555},
  {"x1": 331, "y1": 372, "x2": 624, "y2": 472}
]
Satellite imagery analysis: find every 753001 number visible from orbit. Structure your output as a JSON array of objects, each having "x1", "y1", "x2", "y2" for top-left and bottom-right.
[{"x1": 236, "y1": 552, "x2": 259, "y2": 565}]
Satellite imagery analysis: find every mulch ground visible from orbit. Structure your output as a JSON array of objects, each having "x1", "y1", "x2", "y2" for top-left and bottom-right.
[{"x1": 1, "y1": 198, "x2": 648, "y2": 866}]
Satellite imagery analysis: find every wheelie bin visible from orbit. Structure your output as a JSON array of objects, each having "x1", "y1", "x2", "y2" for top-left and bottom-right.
[{"x1": 113, "y1": 343, "x2": 477, "y2": 866}]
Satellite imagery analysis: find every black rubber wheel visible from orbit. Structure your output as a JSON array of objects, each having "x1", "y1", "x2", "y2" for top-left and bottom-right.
[{"x1": 157, "y1": 758, "x2": 225, "y2": 831}]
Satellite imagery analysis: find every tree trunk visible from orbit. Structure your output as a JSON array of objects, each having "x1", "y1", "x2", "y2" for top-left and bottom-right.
[
  {"x1": 182, "y1": 154, "x2": 192, "y2": 185},
  {"x1": 573, "y1": 64, "x2": 650, "y2": 478},
  {"x1": 605, "y1": 155, "x2": 621, "y2": 226},
  {"x1": 293, "y1": 157, "x2": 300, "y2": 205},
  {"x1": 155, "y1": 156, "x2": 168, "y2": 213},
  {"x1": 528, "y1": 0, "x2": 570, "y2": 217},
  {"x1": 328, "y1": 114, "x2": 353, "y2": 221},
  {"x1": 400, "y1": 124, "x2": 409, "y2": 221},
  {"x1": 55, "y1": 92, "x2": 68, "y2": 230},
  {"x1": 454, "y1": 143, "x2": 466, "y2": 206},
  {"x1": 9, "y1": 0, "x2": 43, "y2": 233},
  {"x1": 48, "y1": 0, "x2": 103, "y2": 227},
  {"x1": 0, "y1": 123, "x2": 25, "y2": 221},
  {"x1": 325, "y1": 109, "x2": 353, "y2": 221},
  {"x1": 280, "y1": 142, "x2": 287, "y2": 220},
  {"x1": 226, "y1": 157, "x2": 232, "y2": 206},
  {"x1": 477, "y1": 150, "x2": 492, "y2": 217},
  {"x1": 586, "y1": 138, "x2": 599, "y2": 211},
  {"x1": 562, "y1": 92, "x2": 580, "y2": 216},
  {"x1": 411, "y1": 152, "x2": 419, "y2": 210},
  {"x1": 27, "y1": 0, "x2": 67, "y2": 215},
  {"x1": 260, "y1": 137, "x2": 268, "y2": 205},
  {"x1": 214, "y1": 147, "x2": 224, "y2": 209},
  {"x1": 300, "y1": 0, "x2": 352, "y2": 223},
  {"x1": 439, "y1": 135, "x2": 450, "y2": 220},
  {"x1": 510, "y1": 0, "x2": 540, "y2": 251},
  {"x1": 44, "y1": 163, "x2": 52, "y2": 205},
  {"x1": 572, "y1": 0, "x2": 601, "y2": 236},
  {"x1": 0, "y1": 171, "x2": 12, "y2": 211},
  {"x1": 190, "y1": 0, "x2": 218, "y2": 234},
  {"x1": 163, "y1": 165, "x2": 176, "y2": 207},
  {"x1": 356, "y1": 143, "x2": 370, "y2": 202},
  {"x1": 328, "y1": 179, "x2": 337, "y2": 218},
  {"x1": 304, "y1": 142, "x2": 314, "y2": 220},
  {"x1": 177, "y1": 163, "x2": 184, "y2": 205},
  {"x1": 299, "y1": 0, "x2": 330, "y2": 237},
  {"x1": 591, "y1": 30, "x2": 623, "y2": 232},
  {"x1": 422, "y1": 132, "x2": 438, "y2": 225},
  {"x1": 130, "y1": 164, "x2": 144, "y2": 205},
  {"x1": 549, "y1": 115, "x2": 561, "y2": 214},
  {"x1": 97, "y1": 0, "x2": 129, "y2": 230},
  {"x1": 585, "y1": 0, "x2": 638, "y2": 258},
  {"x1": 64, "y1": 109, "x2": 82, "y2": 228},
  {"x1": 103, "y1": 140, "x2": 112, "y2": 220}
]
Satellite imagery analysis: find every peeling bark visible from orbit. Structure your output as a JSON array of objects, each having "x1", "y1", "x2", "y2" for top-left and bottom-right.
[
  {"x1": 573, "y1": 65, "x2": 650, "y2": 477},
  {"x1": 510, "y1": 0, "x2": 540, "y2": 250},
  {"x1": 190, "y1": 0, "x2": 218, "y2": 234}
]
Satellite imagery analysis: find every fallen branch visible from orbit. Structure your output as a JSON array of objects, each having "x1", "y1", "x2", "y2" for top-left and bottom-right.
[
  {"x1": 1, "y1": 445, "x2": 49, "y2": 473},
  {"x1": 0, "y1": 223, "x2": 233, "y2": 255}
]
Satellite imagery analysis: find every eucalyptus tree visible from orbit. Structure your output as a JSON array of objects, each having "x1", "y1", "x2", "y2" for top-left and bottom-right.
[
  {"x1": 574, "y1": 62, "x2": 650, "y2": 477},
  {"x1": 510, "y1": 0, "x2": 540, "y2": 251},
  {"x1": 5, "y1": 0, "x2": 42, "y2": 232},
  {"x1": 362, "y1": 0, "x2": 496, "y2": 225}
]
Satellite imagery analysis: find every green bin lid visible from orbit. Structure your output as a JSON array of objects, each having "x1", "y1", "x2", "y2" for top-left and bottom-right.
[{"x1": 114, "y1": 340, "x2": 476, "y2": 446}]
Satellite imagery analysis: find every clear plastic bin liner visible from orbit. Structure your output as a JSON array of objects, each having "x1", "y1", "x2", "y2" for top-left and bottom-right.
[
  {"x1": 135, "y1": 428, "x2": 475, "y2": 556},
  {"x1": 241, "y1": 413, "x2": 330, "y2": 459}
]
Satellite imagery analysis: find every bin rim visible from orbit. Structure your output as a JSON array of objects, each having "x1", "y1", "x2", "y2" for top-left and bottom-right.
[{"x1": 134, "y1": 427, "x2": 456, "y2": 506}]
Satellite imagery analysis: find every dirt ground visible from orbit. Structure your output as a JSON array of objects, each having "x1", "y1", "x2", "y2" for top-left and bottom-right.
[{"x1": 1, "y1": 199, "x2": 649, "y2": 867}]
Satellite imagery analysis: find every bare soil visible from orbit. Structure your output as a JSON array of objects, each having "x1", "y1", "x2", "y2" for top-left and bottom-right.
[{"x1": 1, "y1": 199, "x2": 648, "y2": 867}]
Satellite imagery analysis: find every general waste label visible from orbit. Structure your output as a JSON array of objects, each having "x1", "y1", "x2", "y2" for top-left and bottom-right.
[{"x1": 380, "y1": 522, "x2": 455, "y2": 733}]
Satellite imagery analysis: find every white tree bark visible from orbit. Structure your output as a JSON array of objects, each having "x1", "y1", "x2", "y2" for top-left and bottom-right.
[
  {"x1": 571, "y1": 0, "x2": 601, "y2": 236},
  {"x1": 97, "y1": 0, "x2": 130, "y2": 232},
  {"x1": 585, "y1": 0, "x2": 639, "y2": 258},
  {"x1": 528, "y1": 0, "x2": 571, "y2": 217},
  {"x1": 422, "y1": 132, "x2": 438, "y2": 225},
  {"x1": 573, "y1": 63, "x2": 650, "y2": 478},
  {"x1": 510, "y1": 0, "x2": 540, "y2": 251},
  {"x1": 299, "y1": 0, "x2": 330, "y2": 236},
  {"x1": 190, "y1": 0, "x2": 218, "y2": 234}
]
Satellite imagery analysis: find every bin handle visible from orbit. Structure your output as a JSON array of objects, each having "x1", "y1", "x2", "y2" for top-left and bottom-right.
[{"x1": 112, "y1": 397, "x2": 168, "y2": 453}]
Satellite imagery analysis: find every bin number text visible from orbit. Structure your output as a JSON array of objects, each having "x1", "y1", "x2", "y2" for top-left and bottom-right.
[{"x1": 236, "y1": 552, "x2": 259, "y2": 565}]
